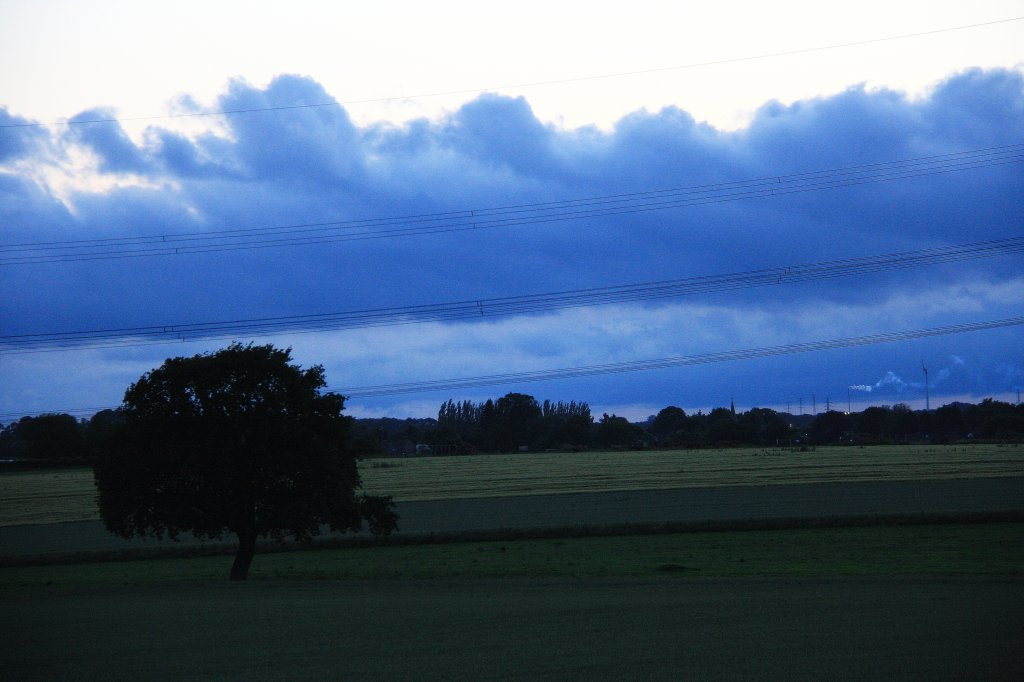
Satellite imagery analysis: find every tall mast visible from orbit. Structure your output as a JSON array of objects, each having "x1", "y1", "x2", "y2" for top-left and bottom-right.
[{"x1": 922, "y1": 363, "x2": 930, "y2": 411}]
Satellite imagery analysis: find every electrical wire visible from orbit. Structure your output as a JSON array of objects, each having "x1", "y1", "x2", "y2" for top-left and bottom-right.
[
  {"x1": 2, "y1": 236, "x2": 1021, "y2": 353},
  {"x1": 2, "y1": 16, "x2": 1020, "y2": 130},
  {"x1": 2, "y1": 144, "x2": 1021, "y2": 265},
  {"x1": 334, "y1": 316, "x2": 1024, "y2": 398},
  {"x1": 6, "y1": 315, "x2": 1020, "y2": 419},
  {"x1": 0, "y1": 406, "x2": 113, "y2": 421}
]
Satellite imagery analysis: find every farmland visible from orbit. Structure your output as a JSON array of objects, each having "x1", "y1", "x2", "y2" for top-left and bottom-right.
[
  {"x1": 360, "y1": 443, "x2": 1024, "y2": 501},
  {"x1": 2, "y1": 443, "x2": 1022, "y2": 527},
  {"x1": 3, "y1": 522, "x2": 1023, "y2": 679},
  {"x1": 2, "y1": 444, "x2": 1022, "y2": 680},
  {"x1": 2, "y1": 522, "x2": 1021, "y2": 588},
  {"x1": 3, "y1": 575, "x2": 1022, "y2": 680}
]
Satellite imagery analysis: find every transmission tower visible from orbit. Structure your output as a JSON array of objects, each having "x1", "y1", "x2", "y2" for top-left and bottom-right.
[{"x1": 922, "y1": 363, "x2": 930, "y2": 411}]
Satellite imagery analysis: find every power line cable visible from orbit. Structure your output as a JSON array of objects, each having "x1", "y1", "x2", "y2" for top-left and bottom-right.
[
  {"x1": 334, "y1": 316, "x2": 1024, "y2": 398},
  {"x1": 3, "y1": 144, "x2": 1021, "y2": 265},
  {"x1": 3, "y1": 237, "x2": 1020, "y2": 353},
  {"x1": 6, "y1": 315, "x2": 1020, "y2": 419},
  {"x1": 2, "y1": 16, "x2": 1021, "y2": 130},
  {"x1": 0, "y1": 407, "x2": 113, "y2": 421}
]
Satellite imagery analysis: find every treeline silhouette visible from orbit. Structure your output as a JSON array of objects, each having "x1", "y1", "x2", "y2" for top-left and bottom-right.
[
  {"x1": 350, "y1": 394, "x2": 1024, "y2": 455},
  {"x1": 0, "y1": 410, "x2": 124, "y2": 465},
  {"x1": 2, "y1": 395, "x2": 1022, "y2": 464}
]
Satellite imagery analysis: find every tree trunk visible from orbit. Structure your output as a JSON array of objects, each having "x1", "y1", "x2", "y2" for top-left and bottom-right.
[{"x1": 230, "y1": 530, "x2": 257, "y2": 581}]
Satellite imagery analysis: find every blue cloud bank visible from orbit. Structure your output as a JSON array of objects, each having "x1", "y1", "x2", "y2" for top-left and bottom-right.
[{"x1": 1, "y1": 69, "x2": 1022, "y2": 416}]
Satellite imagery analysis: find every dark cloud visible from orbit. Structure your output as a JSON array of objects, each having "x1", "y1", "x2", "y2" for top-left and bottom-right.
[
  {"x1": 2, "y1": 70, "x2": 1022, "y2": 415},
  {"x1": 151, "y1": 130, "x2": 236, "y2": 179},
  {"x1": 442, "y1": 94, "x2": 557, "y2": 177},
  {"x1": 0, "y1": 173, "x2": 74, "y2": 239},
  {"x1": 216, "y1": 75, "x2": 364, "y2": 187},
  {"x1": 0, "y1": 108, "x2": 48, "y2": 162},
  {"x1": 922, "y1": 68, "x2": 1024, "y2": 146},
  {"x1": 65, "y1": 108, "x2": 151, "y2": 174}
]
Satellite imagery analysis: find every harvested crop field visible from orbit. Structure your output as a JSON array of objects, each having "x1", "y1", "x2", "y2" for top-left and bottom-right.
[
  {"x1": 2, "y1": 443, "x2": 1022, "y2": 527},
  {"x1": 360, "y1": 443, "x2": 1024, "y2": 501},
  {"x1": 2, "y1": 477, "x2": 1022, "y2": 562}
]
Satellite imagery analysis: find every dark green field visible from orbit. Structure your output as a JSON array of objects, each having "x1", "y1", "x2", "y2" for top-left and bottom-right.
[
  {"x1": 4, "y1": 577, "x2": 1023, "y2": 680},
  {"x1": 2, "y1": 523, "x2": 1023, "y2": 679},
  {"x1": 2, "y1": 522, "x2": 1022, "y2": 587}
]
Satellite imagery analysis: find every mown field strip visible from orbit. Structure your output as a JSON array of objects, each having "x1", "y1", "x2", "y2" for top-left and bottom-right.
[
  {"x1": 360, "y1": 444, "x2": 1024, "y2": 501},
  {"x1": 0, "y1": 470, "x2": 99, "y2": 526},
  {"x1": 1, "y1": 444, "x2": 1022, "y2": 526}
]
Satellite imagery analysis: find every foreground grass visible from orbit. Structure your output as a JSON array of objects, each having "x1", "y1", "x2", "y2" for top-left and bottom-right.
[
  {"x1": 5, "y1": 577, "x2": 1023, "y2": 680},
  {"x1": 2, "y1": 522, "x2": 1021, "y2": 590},
  {"x1": 3, "y1": 443, "x2": 1023, "y2": 526}
]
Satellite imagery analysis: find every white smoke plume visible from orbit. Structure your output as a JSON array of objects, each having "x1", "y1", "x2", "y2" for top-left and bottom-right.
[{"x1": 849, "y1": 371, "x2": 921, "y2": 394}]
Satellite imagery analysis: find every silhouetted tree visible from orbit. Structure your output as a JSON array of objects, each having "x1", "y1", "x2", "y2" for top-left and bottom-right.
[
  {"x1": 541, "y1": 400, "x2": 593, "y2": 448},
  {"x1": 595, "y1": 413, "x2": 645, "y2": 449},
  {"x1": 854, "y1": 406, "x2": 891, "y2": 442},
  {"x1": 478, "y1": 398, "x2": 498, "y2": 451},
  {"x1": 86, "y1": 409, "x2": 124, "y2": 460},
  {"x1": 889, "y1": 403, "x2": 918, "y2": 441},
  {"x1": 706, "y1": 407, "x2": 740, "y2": 445},
  {"x1": 738, "y1": 407, "x2": 792, "y2": 446},
  {"x1": 491, "y1": 393, "x2": 543, "y2": 451},
  {"x1": 2, "y1": 413, "x2": 85, "y2": 461},
  {"x1": 650, "y1": 406, "x2": 688, "y2": 445},
  {"x1": 93, "y1": 344, "x2": 397, "y2": 580},
  {"x1": 928, "y1": 403, "x2": 965, "y2": 440},
  {"x1": 810, "y1": 410, "x2": 850, "y2": 445},
  {"x1": 437, "y1": 399, "x2": 482, "y2": 447},
  {"x1": 967, "y1": 399, "x2": 1024, "y2": 439}
]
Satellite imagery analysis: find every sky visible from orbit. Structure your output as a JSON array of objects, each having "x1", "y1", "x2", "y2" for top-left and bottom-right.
[{"x1": 1, "y1": 1, "x2": 1023, "y2": 422}]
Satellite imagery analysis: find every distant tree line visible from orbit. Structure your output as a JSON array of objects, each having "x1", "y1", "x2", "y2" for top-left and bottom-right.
[
  {"x1": 804, "y1": 399, "x2": 1024, "y2": 446},
  {"x1": 3, "y1": 396, "x2": 1023, "y2": 463},
  {"x1": 436, "y1": 395, "x2": 597, "y2": 452},
  {"x1": 350, "y1": 394, "x2": 1024, "y2": 455},
  {"x1": 349, "y1": 395, "x2": 602, "y2": 455},
  {"x1": 0, "y1": 410, "x2": 123, "y2": 465}
]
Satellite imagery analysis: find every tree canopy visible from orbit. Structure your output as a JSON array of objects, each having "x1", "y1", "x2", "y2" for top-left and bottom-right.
[{"x1": 93, "y1": 343, "x2": 397, "y2": 580}]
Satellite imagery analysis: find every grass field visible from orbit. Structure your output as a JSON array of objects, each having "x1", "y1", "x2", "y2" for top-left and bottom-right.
[
  {"x1": 4, "y1": 576, "x2": 1021, "y2": 680},
  {"x1": 2, "y1": 443, "x2": 1022, "y2": 527},
  {"x1": 2, "y1": 524, "x2": 1023, "y2": 681},
  {"x1": 2, "y1": 522, "x2": 1021, "y2": 590}
]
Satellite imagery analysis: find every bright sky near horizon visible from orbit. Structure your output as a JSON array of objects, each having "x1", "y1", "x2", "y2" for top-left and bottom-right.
[
  {"x1": 1, "y1": 1, "x2": 1023, "y2": 422},
  {"x1": 2, "y1": 1, "x2": 1022, "y2": 131}
]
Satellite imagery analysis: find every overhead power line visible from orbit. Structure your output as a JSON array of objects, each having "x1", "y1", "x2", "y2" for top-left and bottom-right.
[
  {"x1": 2, "y1": 144, "x2": 1022, "y2": 265},
  {"x1": 0, "y1": 406, "x2": 114, "y2": 421},
  {"x1": 7, "y1": 315, "x2": 1021, "y2": 419},
  {"x1": 3, "y1": 236, "x2": 1021, "y2": 353},
  {"x1": 2, "y1": 16, "x2": 1021, "y2": 130},
  {"x1": 335, "y1": 316, "x2": 1024, "y2": 398}
]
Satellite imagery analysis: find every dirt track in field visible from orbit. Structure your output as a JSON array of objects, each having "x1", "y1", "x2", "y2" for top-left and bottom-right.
[{"x1": 2, "y1": 476, "x2": 1021, "y2": 562}]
